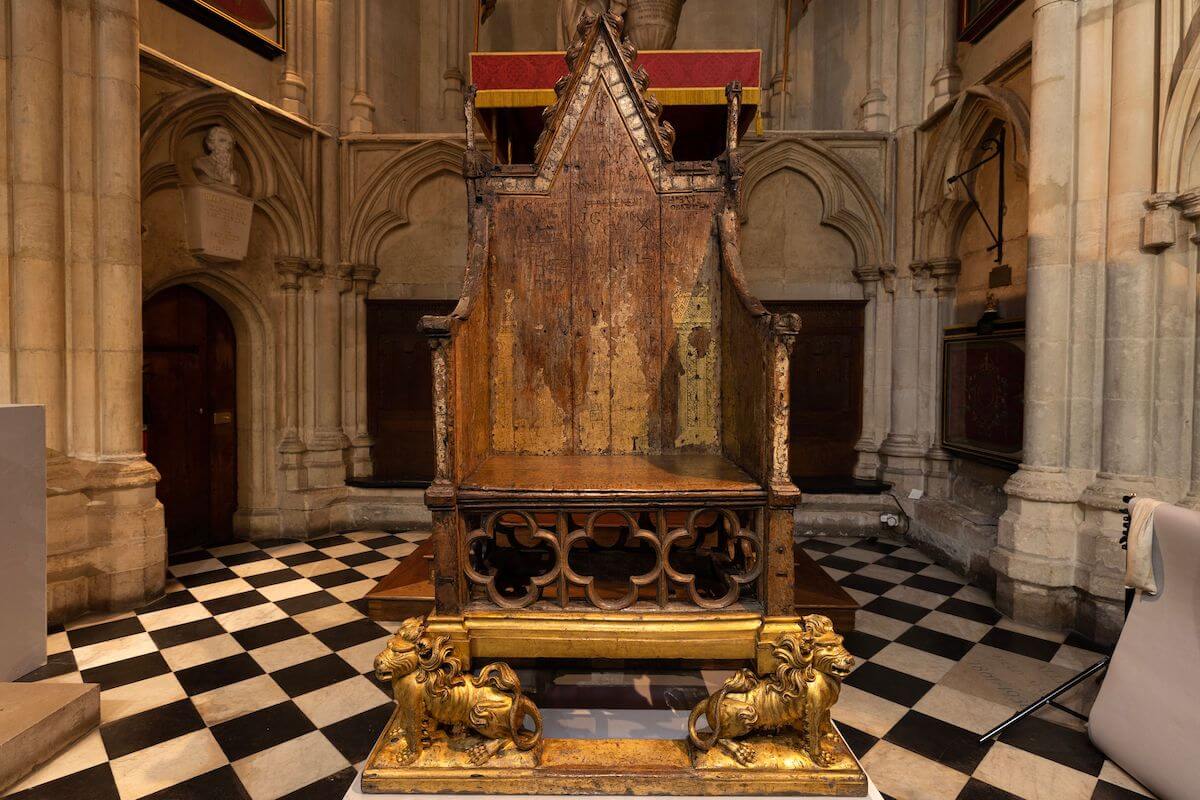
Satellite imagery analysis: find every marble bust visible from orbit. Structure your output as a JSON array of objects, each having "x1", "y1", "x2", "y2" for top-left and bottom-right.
[{"x1": 193, "y1": 125, "x2": 241, "y2": 190}]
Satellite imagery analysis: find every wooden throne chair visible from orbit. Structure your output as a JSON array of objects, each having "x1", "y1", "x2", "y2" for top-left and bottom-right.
[{"x1": 418, "y1": 13, "x2": 806, "y2": 673}]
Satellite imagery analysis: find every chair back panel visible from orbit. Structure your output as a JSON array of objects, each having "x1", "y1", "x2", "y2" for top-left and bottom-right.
[{"x1": 488, "y1": 78, "x2": 721, "y2": 455}]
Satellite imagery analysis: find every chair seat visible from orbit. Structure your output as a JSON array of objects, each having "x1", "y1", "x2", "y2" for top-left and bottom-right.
[{"x1": 458, "y1": 453, "x2": 764, "y2": 502}]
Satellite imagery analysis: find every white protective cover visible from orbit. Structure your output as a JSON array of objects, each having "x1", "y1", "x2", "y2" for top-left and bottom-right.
[{"x1": 1088, "y1": 500, "x2": 1200, "y2": 799}]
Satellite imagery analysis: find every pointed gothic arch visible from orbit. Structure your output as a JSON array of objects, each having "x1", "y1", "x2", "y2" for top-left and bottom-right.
[
  {"x1": 739, "y1": 136, "x2": 888, "y2": 272},
  {"x1": 140, "y1": 88, "x2": 319, "y2": 261}
]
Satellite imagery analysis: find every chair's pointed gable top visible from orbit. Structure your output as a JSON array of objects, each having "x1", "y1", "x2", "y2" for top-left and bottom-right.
[{"x1": 533, "y1": 12, "x2": 676, "y2": 189}]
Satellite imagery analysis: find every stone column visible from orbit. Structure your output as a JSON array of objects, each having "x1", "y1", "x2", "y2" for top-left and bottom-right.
[
  {"x1": 279, "y1": 0, "x2": 309, "y2": 115},
  {"x1": 853, "y1": 266, "x2": 883, "y2": 479},
  {"x1": 442, "y1": 0, "x2": 466, "y2": 120},
  {"x1": 275, "y1": 258, "x2": 306, "y2": 490},
  {"x1": 10, "y1": 0, "x2": 68, "y2": 451},
  {"x1": 924, "y1": 257, "x2": 960, "y2": 496},
  {"x1": 929, "y1": 0, "x2": 962, "y2": 112},
  {"x1": 994, "y1": 0, "x2": 1080, "y2": 629},
  {"x1": 349, "y1": 265, "x2": 378, "y2": 478},
  {"x1": 880, "y1": 265, "x2": 927, "y2": 489},
  {"x1": 347, "y1": 0, "x2": 374, "y2": 132},
  {"x1": 859, "y1": 0, "x2": 890, "y2": 131}
]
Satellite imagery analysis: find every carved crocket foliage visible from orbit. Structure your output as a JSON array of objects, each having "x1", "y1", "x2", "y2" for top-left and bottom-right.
[
  {"x1": 374, "y1": 616, "x2": 543, "y2": 766},
  {"x1": 534, "y1": 10, "x2": 676, "y2": 163},
  {"x1": 687, "y1": 615, "x2": 855, "y2": 766}
]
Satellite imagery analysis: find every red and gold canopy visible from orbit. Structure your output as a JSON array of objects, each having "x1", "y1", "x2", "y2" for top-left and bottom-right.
[{"x1": 469, "y1": 49, "x2": 762, "y2": 161}]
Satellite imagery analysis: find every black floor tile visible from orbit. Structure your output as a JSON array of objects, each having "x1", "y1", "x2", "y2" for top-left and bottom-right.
[
  {"x1": 1091, "y1": 780, "x2": 1151, "y2": 800},
  {"x1": 844, "y1": 662, "x2": 933, "y2": 707},
  {"x1": 800, "y1": 539, "x2": 844, "y2": 554},
  {"x1": 835, "y1": 721, "x2": 878, "y2": 759},
  {"x1": 5, "y1": 763, "x2": 120, "y2": 800},
  {"x1": 66, "y1": 616, "x2": 145, "y2": 649},
  {"x1": 17, "y1": 651, "x2": 77, "y2": 682},
  {"x1": 841, "y1": 629, "x2": 891, "y2": 660},
  {"x1": 998, "y1": 715, "x2": 1106, "y2": 776},
  {"x1": 884, "y1": 710, "x2": 990, "y2": 773},
  {"x1": 257, "y1": 537, "x2": 305, "y2": 549},
  {"x1": 817, "y1": 555, "x2": 870, "y2": 573},
  {"x1": 904, "y1": 574, "x2": 964, "y2": 595},
  {"x1": 360, "y1": 534, "x2": 402, "y2": 549},
  {"x1": 99, "y1": 699, "x2": 206, "y2": 759},
  {"x1": 863, "y1": 596, "x2": 931, "y2": 624},
  {"x1": 957, "y1": 778, "x2": 1024, "y2": 800},
  {"x1": 313, "y1": 619, "x2": 389, "y2": 651},
  {"x1": 897, "y1": 625, "x2": 976, "y2": 660},
  {"x1": 219, "y1": 549, "x2": 273, "y2": 567},
  {"x1": 839, "y1": 573, "x2": 895, "y2": 596},
  {"x1": 175, "y1": 653, "x2": 266, "y2": 696},
  {"x1": 137, "y1": 589, "x2": 198, "y2": 614},
  {"x1": 339, "y1": 549, "x2": 389, "y2": 567},
  {"x1": 271, "y1": 653, "x2": 360, "y2": 697},
  {"x1": 938, "y1": 598, "x2": 1003, "y2": 625},
  {"x1": 875, "y1": 554, "x2": 929, "y2": 572},
  {"x1": 233, "y1": 618, "x2": 308, "y2": 651},
  {"x1": 202, "y1": 590, "x2": 269, "y2": 616},
  {"x1": 148, "y1": 617, "x2": 226, "y2": 650},
  {"x1": 310, "y1": 569, "x2": 369, "y2": 589},
  {"x1": 138, "y1": 765, "x2": 252, "y2": 800},
  {"x1": 321, "y1": 704, "x2": 394, "y2": 763},
  {"x1": 244, "y1": 568, "x2": 303, "y2": 589},
  {"x1": 211, "y1": 700, "x2": 317, "y2": 762},
  {"x1": 279, "y1": 765, "x2": 360, "y2": 800},
  {"x1": 276, "y1": 590, "x2": 341, "y2": 617},
  {"x1": 853, "y1": 538, "x2": 902, "y2": 555},
  {"x1": 980, "y1": 628, "x2": 1061, "y2": 662},
  {"x1": 178, "y1": 567, "x2": 239, "y2": 588},
  {"x1": 279, "y1": 550, "x2": 330, "y2": 568},
  {"x1": 80, "y1": 652, "x2": 171, "y2": 691},
  {"x1": 1064, "y1": 632, "x2": 1113, "y2": 656},
  {"x1": 169, "y1": 548, "x2": 212, "y2": 565},
  {"x1": 309, "y1": 535, "x2": 353, "y2": 549}
]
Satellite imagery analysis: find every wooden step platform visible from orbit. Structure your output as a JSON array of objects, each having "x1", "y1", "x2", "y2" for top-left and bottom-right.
[{"x1": 365, "y1": 540, "x2": 857, "y2": 632}]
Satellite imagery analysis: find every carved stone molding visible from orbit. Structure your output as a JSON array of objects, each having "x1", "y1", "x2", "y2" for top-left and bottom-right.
[{"x1": 1143, "y1": 192, "x2": 1178, "y2": 252}]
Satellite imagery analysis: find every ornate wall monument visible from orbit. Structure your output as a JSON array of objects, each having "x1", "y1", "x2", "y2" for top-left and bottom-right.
[{"x1": 182, "y1": 125, "x2": 255, "y2": 263}]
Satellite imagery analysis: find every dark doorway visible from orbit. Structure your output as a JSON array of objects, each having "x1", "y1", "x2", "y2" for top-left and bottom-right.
[
  {"x1": 367, "y1": 299, "x2": 456, "y2": 484},
  {"x1": 765, "y1": 301, "x2": 865, "y2": 484},
  {"x1": 143, "y1": 285, "x2": 238, "y2": 553}
]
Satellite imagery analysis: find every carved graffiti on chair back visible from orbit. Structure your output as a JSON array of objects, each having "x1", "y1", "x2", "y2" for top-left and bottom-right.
[{"x1": 363, "y1": 13, "x2": 865, "y2": 795}]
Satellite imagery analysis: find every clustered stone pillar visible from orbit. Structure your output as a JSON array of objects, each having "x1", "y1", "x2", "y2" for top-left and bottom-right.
[
  {"x1": 853, "y1": 266, "x2": 883, "y2": 478},
  {"x1": 340, "y1": 264, "x2": 378, "y2": 479},
  {"x1": 276, "y1": 257, "x2": 307, "y2": 491},
  {"x1": 994, "y1": 0, "x2": 1080, "y2": 629},
  {"x1": 7, "y1": 0, "x2": 165, "y2": 620}
]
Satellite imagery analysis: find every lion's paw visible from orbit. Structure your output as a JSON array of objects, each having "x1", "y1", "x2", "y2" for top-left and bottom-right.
[
  {"x1": 731, "y1": 742, "x2": 756, "y2": 765},
  {"x1": 468, "y1": 743, "x2": 492, "y2": 766}
]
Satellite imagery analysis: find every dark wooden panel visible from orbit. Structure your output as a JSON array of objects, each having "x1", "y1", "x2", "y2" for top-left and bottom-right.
[
  {"x1": 766, "y1": 301, "x2": 865, "y2": 480},
  {"x1": 367, "y1": 299, "x2": 457, "y2": 483},
  {"x1": 143, "y1": 285, "x2": 237, "y2": 552}
]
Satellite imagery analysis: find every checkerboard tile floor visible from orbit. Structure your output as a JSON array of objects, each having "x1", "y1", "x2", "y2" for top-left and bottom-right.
[{"x1": 6, "y1": 532, "x2": 1155, "y2": 800}]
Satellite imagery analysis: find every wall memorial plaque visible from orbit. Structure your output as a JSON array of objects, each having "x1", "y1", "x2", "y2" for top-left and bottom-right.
[
  {"x1": 942, "y1": 319, "x2": 1025, "y2": 465},
  {"x1": 182, "y1": 184, "x2": 254, "y2": 263}
]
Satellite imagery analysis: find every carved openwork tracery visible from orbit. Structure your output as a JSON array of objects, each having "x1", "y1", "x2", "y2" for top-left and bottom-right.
[{"x1": 465, "y1": 506, "x2": 763, "y2": 611}]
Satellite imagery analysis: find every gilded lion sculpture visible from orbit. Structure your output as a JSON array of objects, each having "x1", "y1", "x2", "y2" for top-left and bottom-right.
[
  {"x1": 374, "y1": 616, "x2": 543, "y2": 765},
  {"x1": 687, "y1": 615, "x2": 854, "y2": 766}
]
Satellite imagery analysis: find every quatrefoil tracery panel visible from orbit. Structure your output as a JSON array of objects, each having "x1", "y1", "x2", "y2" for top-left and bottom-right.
[{"x1": 464, "y1": 506, "x2": 762, "y2": 611}]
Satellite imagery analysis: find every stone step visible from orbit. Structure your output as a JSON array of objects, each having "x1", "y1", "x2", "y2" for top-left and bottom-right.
[{"x1": 0, "y1": 682, "x2": 99, "y2": 794}]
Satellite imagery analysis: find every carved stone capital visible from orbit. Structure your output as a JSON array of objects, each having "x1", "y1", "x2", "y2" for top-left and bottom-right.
[
  {"x1": 879, "y1": 263, "x2": 897, "y2": 294},
  {"x1": 928, "y1": 257, "x2": 961, "y2": 295},
  {"x1": 1142, "y1": 192, "x2": 1178, "y2": 252},
  {"x1": 274, "y1": 256, "x2": 307, "y2": 290},
  {"x1": 909, "y1": 261, "x2": 934, "y2": 293}
]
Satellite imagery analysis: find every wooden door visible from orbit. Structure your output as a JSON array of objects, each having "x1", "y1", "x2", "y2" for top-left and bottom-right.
[
  {"x1": 766, "y1": 301, "x2": 865, "y2": 480},
  {"x1": 143, "y1": 286, "x2": 238, "y2": 552},
  {"x1": 367, "y1": 300, "x2": 456, "y2": 483}
]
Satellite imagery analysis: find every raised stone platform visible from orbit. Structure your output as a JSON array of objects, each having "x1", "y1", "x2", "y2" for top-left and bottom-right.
[{"x1": 0, "y1": 682, "x2": 99, "y2": 794}]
